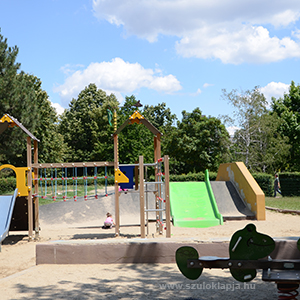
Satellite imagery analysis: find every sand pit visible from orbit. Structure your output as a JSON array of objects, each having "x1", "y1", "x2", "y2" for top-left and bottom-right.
[{"x1": 0, "y1": 194, "x2": 300, "y2": 299}]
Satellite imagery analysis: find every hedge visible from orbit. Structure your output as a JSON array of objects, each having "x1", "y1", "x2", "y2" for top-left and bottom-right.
[
  {"x1": 252, "y1": 173, "x2": 273, "y2": 197},
  {"x1": 149, "y1": 172, "x2": 217, "y2": 182},
  {"x1": 0, "y1": 177, "x2": 17, "y2": 194},
  {"x1": 276, "y1": 172, "x2": 300, "y2": 196},
  {"x1": 2, "y1": 171, "x2": 300, "y2": 197}
]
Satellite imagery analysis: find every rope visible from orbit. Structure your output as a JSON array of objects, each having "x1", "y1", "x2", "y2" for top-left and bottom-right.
[
  {"x1": 105, "y1": 166, "x2": 108, "y2": 196},
  {"x1": 51, "y1": 168, "x2": 57, "y2": 201},
  {"x1": 73, "y1": 167, "x2": 77, "y2": 201},
  {"x1": 94, "y1": 166, "x2": 98, "y2": 199},
  {"x1": 62, "y1": 167, "x2": 67, "y2": 201},
  {"x1": 84, "y1": 166, "x2": 88, "y2": 201},
  {"x1": 35, "y1": 165, "x2": 113, "y2": 201}
]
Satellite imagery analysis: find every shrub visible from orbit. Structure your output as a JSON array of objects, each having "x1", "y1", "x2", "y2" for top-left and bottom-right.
[
  {"x1": 0, "y1": 177, "x2": 17, "y2": 194},
  {"x1": 252, "y1": 173, "x2": 273, "y2": 197}
]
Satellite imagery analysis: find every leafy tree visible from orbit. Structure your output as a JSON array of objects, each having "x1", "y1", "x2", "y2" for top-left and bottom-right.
[
  {"x1": 143, "y1": 102, "x2": 177, "y2": 131},
  {"x1": 28, "y1": 74, "x2": 67, "y2": 163},
  {"x1": 234, "y1": 113, "x2": 290, "y2": 173},
  {"x1": 222, "y1": 87, "x2": 290, "y2": 173},
  {"x1": 143, "y1": 102, "x2": 177, "y2": 156},
  {"x1": 0, "y1": 32, "x2": 65, "y2": 166},
  {"x1": 272, "y1": 81, "x2": 300, "y2": 171},
  {"x1": 0, "y1": 31, "x2": 20, "y2": 112},
  {"x1": 167, "y1": 108, "x2": 230, "y2": 173},
  {"x1": 58, "y1": 83, "x2": 119, "y2": 162},
  {"x1": 117, "y1": 95, "x2": 154, "y2": 164}
]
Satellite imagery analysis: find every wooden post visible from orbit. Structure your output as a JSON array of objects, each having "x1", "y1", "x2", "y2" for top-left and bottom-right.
[
  {"x1": 27, "y1": 137, "x2": 33, "y2": 240},
  {"x1": 164, "y1": 155, "x2": 171, "y2": 238},
  {"x1": 114, "y1": 133, "x2": 120, "y2": 236},
  {"x1": 135, "y1": 161, "x2": 139, "y2": 190},
  {"x1": 154, "y1": 136, "x2": 157, "y2": 162},
  {"x1": 156, "y1": 133, "x2": 161, "y2": 159},
  {"x1": 33, "y1": 140, "x2": 39, "y2": 239},
  {"x1": 139, "y1": 156, "x2": 145, "y2": 238},
  {"x1": 154, "y1": 134, "x2": 162, "y2": 233}
]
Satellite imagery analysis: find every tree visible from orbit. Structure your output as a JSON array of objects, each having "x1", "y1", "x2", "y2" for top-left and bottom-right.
[
  {"x1": 28, "y1": 74, "x2": 67, "y2": 163},
  {"x1": 117, "y1": 95, "x2": 154, "y2": 164},
  {"x1": 167, "y1": 108, "x2": 230, "y2": 173},
  {"x1": 234, "y1": 113, "x2": 290, "y2": 173},
  {"x1": 58, "y1": 84, "x2": 119, "y2": 162},
  {"x1": 143, "y1": 102, "x2": 177, "y2": 156},
  {"x1": 0, "y1": 31, "x2": 20, "y2": 112},
  {"x1": 272, "y1": 81, "x2": 300, "y2": 171},
  {"x1": 0, "y1": 32, "x2": 65, "y2": 166},
  {"x1": 222, "y1": 87, "x2": 290, "y2": 173}
]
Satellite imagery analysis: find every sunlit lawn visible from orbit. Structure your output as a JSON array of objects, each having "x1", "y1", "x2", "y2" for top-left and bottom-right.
[{"x1": 265, "y1": 196, "x2": 300, "y2": 211}]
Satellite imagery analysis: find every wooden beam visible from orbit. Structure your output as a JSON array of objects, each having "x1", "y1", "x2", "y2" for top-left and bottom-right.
[
  {"x1": 156, "y1": 133, "x2": 161, "y2": 160},
  {"x1": 154, "y1": 135, "x2": 160, "y2": 233},
  {"x1": 164, "y1": 155, "x2": 171, "y2": 238},
  {"x1": 33, "y1": 140, "x2": 39, "y2": 239},
  {"x1": 27, "y1": 137, "x2": 33, "y2": 240},
  {"x1": 135, "y1": 161, "x2": 139, "y2": 190},
  {"x1": 31, "y1": 161, "x2": 114, "y2": 168},
  {"x1": 114, "y1": 134, "x2": 120, "y2": 236},
  {"x1": 139, "y1": 156, "x2": 145, "y2": 238}
]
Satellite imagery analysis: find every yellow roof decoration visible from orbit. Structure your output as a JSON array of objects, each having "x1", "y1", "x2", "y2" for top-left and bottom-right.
[{"x1": 113, "y1": 110, "x2": 162, "y2": 136}]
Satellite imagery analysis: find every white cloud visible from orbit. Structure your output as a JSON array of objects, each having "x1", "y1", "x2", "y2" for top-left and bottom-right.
[
  {"x1": 92, "y1": 0, "x2": 300, "y2": 64},
  {"x1": 203, "y1": 83, "x2": 214, "y2": 88},
  {"x1": 60, "y1": 64, "x2": 85, "y2": 76},
  {"x1": 176, "y1": 25, "x2": 300, "y2": 64},
  {"x1": 51, "y1": 102, "x2": 65, "y2": 115},
  {"x1": 189, "y1": 88, "x2": 202, "y2": 96},
  {"x1": 260, "y1": 82, "x2": 290, "y2": 105},
  {"x1": 54, "y1": 58, "x2": 182, "y2": 104},
  {"x1": 227, "y1": 126, "x2": 240, "y2": 137}
]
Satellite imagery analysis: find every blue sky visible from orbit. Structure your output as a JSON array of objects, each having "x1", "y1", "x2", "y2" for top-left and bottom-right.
[{"x1": 1, "y1": 0, "x2": 300, "y2": 134}]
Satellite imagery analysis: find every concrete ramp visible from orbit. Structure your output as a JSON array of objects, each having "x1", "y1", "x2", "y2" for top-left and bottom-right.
[{"x1": 211, "y1": 181, "x2": 255, "y2": 220}]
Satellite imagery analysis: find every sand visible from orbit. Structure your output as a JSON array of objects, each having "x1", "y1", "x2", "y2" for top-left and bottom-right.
[{"x1": 0, "y1": 197, "x2": 300, "y2": 299}]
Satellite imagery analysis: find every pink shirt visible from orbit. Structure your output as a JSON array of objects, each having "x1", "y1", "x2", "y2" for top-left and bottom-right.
[{"x1": 105, "y1": 217, "x2": 113, "y2": 224}]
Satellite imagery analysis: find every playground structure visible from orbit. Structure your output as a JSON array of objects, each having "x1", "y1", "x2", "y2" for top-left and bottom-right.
[
  {"x1": 0, "y1": 114, "x2": 39, "y2": 241},
  {"x1": 176, "y1": 224, "x2": 300, "y2": 299},
  {"x1": 0, "y1": 111, "x2": 171, "y2": 242},
  {"x1": 112, "y1": 110, "x2": 171, "y2": 238},
  {"x1": 0, "y1": 110, "x2": 266, "y2": 243}
]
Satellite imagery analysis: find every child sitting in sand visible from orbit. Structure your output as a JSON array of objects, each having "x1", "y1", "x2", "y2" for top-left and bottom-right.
[{"x1": 103, "y1": 212, "x2": 115, "y2": 229}]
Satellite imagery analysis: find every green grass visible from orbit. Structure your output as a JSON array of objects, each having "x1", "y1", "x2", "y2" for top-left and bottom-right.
[{"x1": 265, "y1": 196, "x2": 300, "y2": 211}]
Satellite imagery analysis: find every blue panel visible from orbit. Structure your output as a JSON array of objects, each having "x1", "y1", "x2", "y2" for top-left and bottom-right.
[{"x1": 119, "y1": 166, "x2": 135, "y2": 189}]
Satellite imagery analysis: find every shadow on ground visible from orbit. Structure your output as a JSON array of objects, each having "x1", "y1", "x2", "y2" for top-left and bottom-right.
[
  {"x1": 2, "y1": 234, "x2": 28, "y2": 246},
  {"x1": 71, "y1": 233, "x2": 139, "y2": 240},
  {"x1": 10, "y1": 265, "x2": 278, "y2": 300}
]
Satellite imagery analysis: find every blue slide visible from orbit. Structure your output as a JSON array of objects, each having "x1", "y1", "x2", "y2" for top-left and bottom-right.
[{"x1": 0, "y1": 188, "x2": 18, "y2": 244}]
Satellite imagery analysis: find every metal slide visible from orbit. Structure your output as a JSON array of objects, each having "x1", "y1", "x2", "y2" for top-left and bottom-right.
[
  {"x1": 170, "y1": 179, "x2": 223, "y2": 228},
  {"x1": 211, "y1": 181, "x2": 255, "y2": 220},
  {"x1": 0, "y1": 188, "x2": 18, "y2": 244}
]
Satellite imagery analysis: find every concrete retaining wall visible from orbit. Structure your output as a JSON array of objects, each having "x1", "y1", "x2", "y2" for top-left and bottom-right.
[{"x1": 36, "y1": 238, "x2": 299, "y2": 264}]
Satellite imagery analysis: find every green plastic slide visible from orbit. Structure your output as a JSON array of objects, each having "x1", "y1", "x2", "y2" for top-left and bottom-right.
[{"x1": 170, "y1": 171, "x2": 223, "y2": 228}]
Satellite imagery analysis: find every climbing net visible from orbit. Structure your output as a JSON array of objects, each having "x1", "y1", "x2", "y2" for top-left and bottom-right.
[{"x1": 34, "y1": 163, "x2": 114, "y2": 202}]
